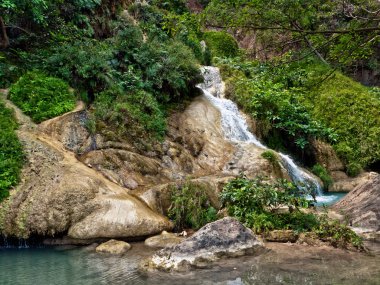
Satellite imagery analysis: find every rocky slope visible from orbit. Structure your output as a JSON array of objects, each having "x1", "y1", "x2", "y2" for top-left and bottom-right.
[
  {"x1": 0, "y1": 91, "x2": 279, "y2": 240},
  {"x1": 0, "y1": 92, "x2": 171, "y2": 240}
]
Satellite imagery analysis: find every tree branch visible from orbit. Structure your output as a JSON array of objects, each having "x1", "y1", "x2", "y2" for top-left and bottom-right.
[{"x1": 5, "y1": 25, "x2": 32, "y2": 35}]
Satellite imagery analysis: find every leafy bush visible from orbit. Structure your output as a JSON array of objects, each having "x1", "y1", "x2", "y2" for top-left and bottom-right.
[
  {"x1": 204, "y1": 31, "x2": 239, "y2": 59},
  {"x1": 221, "y1": 176, "x2": 362, "y2": 248},
  {"x1": 307, "y1": 72, "x2": 380, "y2": 173},
  {"x1": 94, "y1": 88, "x2": 167, "y2": 142},
  {"x1": 311, "y1": 164, "x2": 333, "y2": 189},
  {"x1": 0, "y1": 101, "x2": 24, "y2": 201},
  {"x1": 221, "y1": 175, "x2": 311, "y2": 233},
  {"x1": 9, "y1": 72, "x2": 76, "y2": 123},
  {"x1": 168, "y1": 180, "x2": 218, "y2": 231},
  {"x1": 261, "y1": 150, "x2": 278, "y2": 164},
  {"x1": 314, "y1": 214, "x2": 363, "y2": 248}
]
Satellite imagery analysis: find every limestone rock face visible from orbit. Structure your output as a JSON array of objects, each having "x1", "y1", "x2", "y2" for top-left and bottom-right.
[
  {"x1": 144, "y1": 231, "x2": 184, "y2": 249},
  {"x1": 0, "y1": 98, "x2": 172, "y2": 240},
  {"x1": 96, "y1": 239, "x2": 131, "y2": 255},
  {"x1": 334, "y1": 173, "x2": 380, "y2": 231},
  {"x1": 141, "y1": 217, "x2": 265, "y2": 271}
]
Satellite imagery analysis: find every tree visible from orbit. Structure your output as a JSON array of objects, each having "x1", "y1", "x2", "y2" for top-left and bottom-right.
[{"x1": 203, "y1": 0, "x2": 380, "y2": 66}]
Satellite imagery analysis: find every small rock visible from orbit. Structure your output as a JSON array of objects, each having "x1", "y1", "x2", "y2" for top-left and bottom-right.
[
  {"x1": 145, "y1": 231, "x2": 184, "y2": 248},
  {"x1": 96, "y1": 239, "x2": 131, "y2": 255},
  {"x1": 141, "y1": 217, "x2": 266, "y2": 271}
]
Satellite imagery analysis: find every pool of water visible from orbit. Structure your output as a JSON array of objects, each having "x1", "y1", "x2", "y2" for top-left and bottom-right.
[
  {"x1": 314, "y1": 192, "x2": 347, "y2": 207},
  {"x1": 1, "y1": 242, "x2": 379, "y2": 285}
]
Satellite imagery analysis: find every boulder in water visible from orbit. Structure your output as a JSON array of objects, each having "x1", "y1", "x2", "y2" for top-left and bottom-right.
[
  {"x1": 141, "y1": 217, "x2": 266, "y2": 271},
  {"x1": 96, "y1": 239, "x2": 131, "y2": 255}
]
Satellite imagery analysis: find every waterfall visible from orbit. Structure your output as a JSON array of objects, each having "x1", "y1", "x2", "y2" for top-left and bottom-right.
[{"x1": 197, "y1": 66, "x2": 323, "y2": 198}]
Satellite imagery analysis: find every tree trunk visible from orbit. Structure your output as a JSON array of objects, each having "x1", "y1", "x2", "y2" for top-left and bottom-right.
[{"x1": 0, "y1": 16, "x2": 9, "y2": 49}]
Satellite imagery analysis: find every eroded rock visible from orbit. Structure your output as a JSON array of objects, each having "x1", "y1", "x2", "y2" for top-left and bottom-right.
[{"x1": 141, "y1": 217, "x2": 265, "y2": 271}]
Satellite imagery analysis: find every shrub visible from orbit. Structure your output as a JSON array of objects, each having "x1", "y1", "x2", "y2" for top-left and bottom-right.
[
  {"x1": 221, "y1": 176, "x2": 362, "y2": 248},
  {"x1": 308, "y1": 72, "x2": 380, "y2": 172},
  {"x1": 94, "y1": 88, "x2": 167, "y2": 142},
  {"x1": 311, "y1": 164, "x2": 333, "y2": 189},
  {"x1": 221, "y1": 175, "x2": 311, "y2": 233},
  {"x1": 9, "y1": 72, "x2": 76, "y2": 123},
  {"x1": 168, "y1": 180, "x2": 217, "y2": 231},
  {"x1": 0, "y1": 102, "x2": 24, "y2": 201},
  {"x1": 261, "y1": 150, "x2": 278, "y2": 164},
  {"x1": 314, "y1": 214, "x2": 363, "y2": 248},
  {"x1": 204, "y1": 31, "x2": 239, "y2": 59}
]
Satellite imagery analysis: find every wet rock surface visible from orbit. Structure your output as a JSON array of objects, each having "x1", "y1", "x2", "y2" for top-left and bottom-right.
[{"x1": 142, "y1": 217, "x2": 266, "y2": 271}]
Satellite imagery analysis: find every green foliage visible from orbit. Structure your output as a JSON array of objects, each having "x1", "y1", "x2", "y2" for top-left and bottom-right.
[
  {"x1": 94, "y1": 88, "x2": 167, "y2": 141},
  {"x1": 203, "y1": 0, "x2": 380, "y2": 68},
  {"x1": 314, "y1": 214, "x2": 363, "y2": 248},
  {"x1": 311, "y1": 164, "x2": 332, "y2": 190},
  {"x1": 0, "y1": 101, "x2": 24, "y2": 202},
  {"x1": 168, "y1": 181, "x2": 218, "y2": 231},
  {"x1": 221, "y1": 175, "x2": 313, "y2": 233},
  {"x1": 261, "y1": 150, "x2": 278, "y2": 164},
  {"x1": 0, "y1": 55, "x2": 23, "y2": 88},
  {"x1": 204, "y1": 31, "x2": 239, "y2": 60},
  {"x1": 221, "y1": 176, "x2": 362, "y2": 248},
  {"x1": 9, "y1": 72, "x2": 76, "y2": 123},
  {"x1": 151, "y1": 0, "x2": 189, "y2": 14},
  {"x1": 307, "y1": 72, "x2": 380, "y2": 173}
]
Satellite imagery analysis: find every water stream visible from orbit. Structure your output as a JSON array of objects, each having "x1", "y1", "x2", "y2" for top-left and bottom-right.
[{"x1": 197, "y1": 66, "x2": 340, "y2": 205}]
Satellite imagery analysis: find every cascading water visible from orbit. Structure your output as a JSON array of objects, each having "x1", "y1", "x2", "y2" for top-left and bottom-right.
[{"x1": 197, "y1": 66, "x2": 337, "y2": 203}]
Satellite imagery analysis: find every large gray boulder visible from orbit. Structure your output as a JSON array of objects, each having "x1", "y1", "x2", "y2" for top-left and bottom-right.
[{"x1": 141, "y1": 217, "x2": 265, "y2": 271}]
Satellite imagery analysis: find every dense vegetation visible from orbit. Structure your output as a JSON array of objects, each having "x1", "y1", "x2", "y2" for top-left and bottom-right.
[
  {"x1": 0, "y1": 101, "x2": 23, "y2": 201},
  {"x1": 9, "y1": 72, "x2": 76, "y2": 123},
  {"x1": 168, "y1": 180, "x2": 217, "y2": 231},
  {"x1": 222, "y1": 176, "x2": 362, "y2": 248}
]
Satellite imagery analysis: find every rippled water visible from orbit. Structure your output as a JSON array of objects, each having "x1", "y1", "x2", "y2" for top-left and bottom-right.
[{"x1": 1, "y1": 243, "x2": 379, "y2": 285}]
